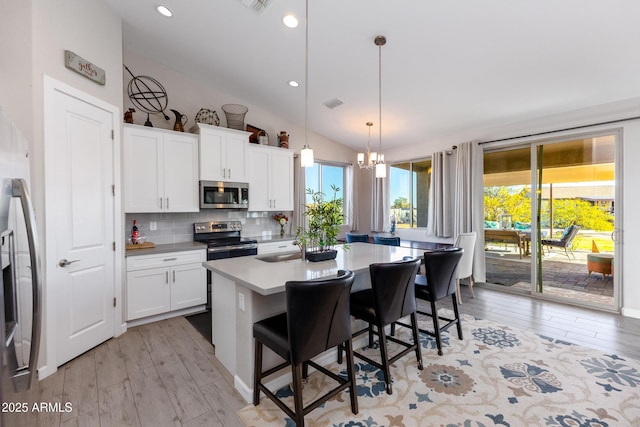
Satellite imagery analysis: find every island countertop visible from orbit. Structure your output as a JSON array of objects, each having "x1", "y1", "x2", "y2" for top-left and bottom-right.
[{"x1": 203, "y1": 242, "x2": 423, "y2": 296}]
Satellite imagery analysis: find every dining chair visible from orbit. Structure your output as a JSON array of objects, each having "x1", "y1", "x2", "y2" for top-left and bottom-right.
[
  {"x1": 345, "y1": 232, "x2": 369, "y2": 243},
  {"x1": 373, "y1": 235, "x2": 400, "y2": 246},
  {"x1": 454, "y1": 232, "x2": 477, "y2": 303},
  {"x1": 253, "y1": 270, "x2": 358, "y2": 427},
  {"x1": 414, "y1": 248, "x2": 464, "y2": 355},
  {"x1": 347, "y1": 258, "x2": 422, "y2": 395}
]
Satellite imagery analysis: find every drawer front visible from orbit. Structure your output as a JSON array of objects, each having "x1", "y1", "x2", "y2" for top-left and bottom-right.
[
  {"x1": 257, "y1": 240, "x2": 297, "y2": 255},
  {"x1": 126, "y1": 249, "x2": 205, "y2": 271}
]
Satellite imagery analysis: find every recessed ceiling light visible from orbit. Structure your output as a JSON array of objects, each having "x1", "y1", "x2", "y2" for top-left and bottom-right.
[
  {"x1": 156, "y1": 5, "x2": 173, "y2": 17},
  {"x1": 288, "y1": 80, "x2": 300, "y2": 88},
  {"x1": 282, "y1": 14, "x2": 298, "y2": 28}
]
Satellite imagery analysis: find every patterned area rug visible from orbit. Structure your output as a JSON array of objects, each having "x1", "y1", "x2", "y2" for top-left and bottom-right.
[{"x1": 238, "y1": 312, "x2": 640, "y2": 427}]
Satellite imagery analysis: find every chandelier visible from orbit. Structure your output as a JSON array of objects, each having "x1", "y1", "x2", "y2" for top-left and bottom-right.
[{"x1": 357, "y1": 122, "x2": 377, "y2": 169}]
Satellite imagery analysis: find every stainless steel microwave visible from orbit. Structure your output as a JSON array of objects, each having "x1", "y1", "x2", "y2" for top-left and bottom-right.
[{"x1": 200, "y1": 181, "x2": 249, "y2": 209}]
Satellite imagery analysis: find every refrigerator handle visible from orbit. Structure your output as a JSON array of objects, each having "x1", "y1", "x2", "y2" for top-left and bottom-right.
[{"x1": 12, "y1": 178, "x2": 43, "y2": 391}]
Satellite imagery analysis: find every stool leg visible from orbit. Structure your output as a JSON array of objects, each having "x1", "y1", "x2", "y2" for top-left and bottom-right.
[
  {"x1": 378, "y1": 325, "x2": 393, "y2": 395},
  {"x1": 430, "y1": 299, "x2": 443, "y2": 356},
  {"x1": 410, "y1": 313, "x2": 423, "y2": 370},
  {"x1": 344, "y1": 339, "x2": 358, "y2": 415},
  {"x1": 452, "y1": 293, "x2": 463, "y2": 340},
  {"x1": 292, "y1": 363, "x2": 305, "y2": 427},
  {"x1": 253, "y1": 340, "x2": 263, "y2": 405}
]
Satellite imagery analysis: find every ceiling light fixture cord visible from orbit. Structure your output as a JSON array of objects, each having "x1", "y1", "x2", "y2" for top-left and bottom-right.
[
  {"x1": 375, "y1": 35, "x2": 387, "y2": 178},
  {"x1": 299, "y1": 0, "x2": 314, "y2": 167},
  {"x1": 378, "y1": 37, "x2": 382, "y2": 156},
  {"x1": 304, "y1": 0, "x2": 308, "y2": 147}
]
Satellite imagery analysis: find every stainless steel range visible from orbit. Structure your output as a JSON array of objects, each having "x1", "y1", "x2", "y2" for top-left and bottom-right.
[{"x1": 194, "y1": 221, "x2": 258, "y2": 309}]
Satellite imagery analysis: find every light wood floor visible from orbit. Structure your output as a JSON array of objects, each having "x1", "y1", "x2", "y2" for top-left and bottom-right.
[{"x1": 34, "y1": 286, "x2": 640, "y2": 426}]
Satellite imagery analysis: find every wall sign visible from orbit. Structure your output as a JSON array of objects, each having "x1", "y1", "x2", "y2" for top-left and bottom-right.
[{"x1": 64, "y1": 50, "x2": 105, "y2": 85}]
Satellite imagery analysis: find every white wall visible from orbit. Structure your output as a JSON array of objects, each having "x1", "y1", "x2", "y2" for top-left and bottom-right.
[
  {"x1": 0, "y1": 1, "x2": 33, "y2": 142},
  {"x1": 122, "y1": 49, "x2": 355, "y2": 165},
  {"x1": 0, "y1": 0, "x2": 124, "y2": 377}
]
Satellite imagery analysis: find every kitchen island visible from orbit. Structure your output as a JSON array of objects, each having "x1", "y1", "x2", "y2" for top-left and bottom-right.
[{"x1": 203, "y1": 242, "x2": 424, "y2": 402}]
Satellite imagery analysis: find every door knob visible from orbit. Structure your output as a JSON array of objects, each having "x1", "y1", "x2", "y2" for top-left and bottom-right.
[{"x1": 59, "y1": 259, "x2": 80, "y2": 267}]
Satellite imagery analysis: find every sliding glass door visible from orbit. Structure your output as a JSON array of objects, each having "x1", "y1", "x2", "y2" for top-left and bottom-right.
[{"x1": 483, "y1": 132, "x2": 619, "y2": 310}]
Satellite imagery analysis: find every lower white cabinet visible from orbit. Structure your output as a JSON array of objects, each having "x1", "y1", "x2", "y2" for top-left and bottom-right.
[
  {"x1": 257, "y1": 240, "x2": 297, "y2": 255},
  {"x1": 126, "y1": 249, "x2": 206, "y2": 321}
]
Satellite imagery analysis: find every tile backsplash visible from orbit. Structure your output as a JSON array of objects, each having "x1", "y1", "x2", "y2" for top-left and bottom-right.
[{"x1": 125, "y1": 211, "x2": 294, "y2": 245}]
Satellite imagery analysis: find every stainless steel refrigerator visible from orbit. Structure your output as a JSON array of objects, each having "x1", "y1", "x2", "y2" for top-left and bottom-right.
[{"x1": 0, "y1": 107, "x2": 43, "y2": 426}]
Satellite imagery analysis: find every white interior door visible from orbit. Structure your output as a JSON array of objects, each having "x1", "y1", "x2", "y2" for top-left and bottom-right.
[{"x1": 46, "y1": 84, "x2": 116, "y2": 366}]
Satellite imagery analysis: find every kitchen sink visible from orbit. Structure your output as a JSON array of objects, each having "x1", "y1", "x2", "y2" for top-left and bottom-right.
[{"x1": 256, "y1": 252, "x2": 301, "y2": 263}]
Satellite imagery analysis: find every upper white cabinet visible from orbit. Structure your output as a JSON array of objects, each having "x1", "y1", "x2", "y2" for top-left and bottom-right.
[
  {"x1": 248, "y1": 145, "x2": 294, "y2": 211},
  {"x1": 196, "y1": 123, "x2": 251, "y2": 182},
  {"x1": 123, "y1": 125, "x2": 199, "y2": 213}
]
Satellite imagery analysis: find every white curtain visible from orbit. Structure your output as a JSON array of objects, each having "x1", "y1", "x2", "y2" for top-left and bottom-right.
[
  {"x1": 370, "y1": 166, "x2": 390, "y2": 232},
  {"x1": 427, "y1": 151, "x2": 453, "y2": 237},
  {"x1": 293, "y1": 155, "x2": 307, "y2": 234},
  {"x1": 453, "y1": 142, "x2": 486, "y2": 282},
  {"x1": 344, "y1": 164, "x2": 357, "y2": 230}
]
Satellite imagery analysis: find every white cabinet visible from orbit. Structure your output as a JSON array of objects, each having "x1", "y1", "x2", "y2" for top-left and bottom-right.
[
  {"x1": 126, "y1": 249, "x2": 206, "y2": 321},
  {"x1": 196, "y1": 123, "x2": 251, "y2": 182},
  {"x1": 257, "y1": 240, "x2": 297, "y2": 255},
  {"x1": 248, "y1": 145, "x2": 294, "y2": 211},
  {"x1": 123, "y1": 125, "x2": 199, "y2": 213}
]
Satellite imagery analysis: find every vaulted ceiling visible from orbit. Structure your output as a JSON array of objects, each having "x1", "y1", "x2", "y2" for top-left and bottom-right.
[{"x1": 104, "y1": 0, "x2": 640, "y2": 151}]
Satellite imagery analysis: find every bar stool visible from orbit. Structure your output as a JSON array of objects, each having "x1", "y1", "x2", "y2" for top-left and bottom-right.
[
  {"x1": 414, "y1": 248, "x2": 463, "y2": 355},
  {"x1": 373, "y1": 235, "x2": 400, "y2": 246},
  {"x1": 253, "y1": 270, "x2": 357, "y2": 427},
  {"x1": 346, "y1": 232, "x2": 369, "y2": 243},
  {"x1": 347, "y1": 258, "x2": 422, "y2": 395}
]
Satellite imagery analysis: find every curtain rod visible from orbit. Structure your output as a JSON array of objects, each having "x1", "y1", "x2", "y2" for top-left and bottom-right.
[{"x1": 478, "y1": 115, "x2": 640, "y2": 145}]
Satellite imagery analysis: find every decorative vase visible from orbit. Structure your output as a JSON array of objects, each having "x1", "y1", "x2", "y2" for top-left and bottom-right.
[
  {"x1": 280, "y1": 224, "x2": 285, "y2": 236},
  {"x1": 305, "y1": 249, "x2": 338, "y2": 262},
  {"x1": 278, "y1": 131, "x2": 289, "y2": 149}
]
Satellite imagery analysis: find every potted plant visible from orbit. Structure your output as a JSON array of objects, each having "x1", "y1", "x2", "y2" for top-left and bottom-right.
[{"x1": 296, "y1": 185, "x2": 345, "y2": 262}]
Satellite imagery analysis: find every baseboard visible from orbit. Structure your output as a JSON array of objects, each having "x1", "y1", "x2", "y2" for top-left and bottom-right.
[
  {"x1": 621, "y1": 306, "x2": 640, "y2": 319},
  {"x1": 126, "y1": 305, "x2": 206, "y2": 327},
  {"x1": 38, "y1": 364, "x2": 57, "y2": 381}
]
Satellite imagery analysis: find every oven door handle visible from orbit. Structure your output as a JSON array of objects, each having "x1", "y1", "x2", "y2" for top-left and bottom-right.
[{"x1": 208, "y1": 244, "x2": 257, "y2": 253}]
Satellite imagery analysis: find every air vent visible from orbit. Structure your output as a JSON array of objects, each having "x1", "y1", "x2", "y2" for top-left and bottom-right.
[
  {"x1": 240, "y1": 0, "x2": 271, "y2": 12},
  {"x1": 323, "y1": 98, "x2": 344, "y2": 109}
]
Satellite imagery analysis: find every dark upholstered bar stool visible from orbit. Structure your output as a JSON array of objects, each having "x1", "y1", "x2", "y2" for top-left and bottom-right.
[
  {"x1": 347, "y1": 258, "x2": 422, "y2": 395},
  {"x1": 346, "y1": 232, "x2": 369, "y2": 243},
  {"x1": 414, "y1": 248, "x2": 464, "y2": 355},
  {"x1": 373, "y1": 235, "x2": 400, "y2": 246},
  {"x1": 253, "y1": 270, "x2": 357, "y2": 427}
]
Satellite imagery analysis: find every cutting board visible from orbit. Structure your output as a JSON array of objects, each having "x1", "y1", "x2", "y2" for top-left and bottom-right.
[{"x1": 126, "y1": 242, "x2": 156, "y2": 250}]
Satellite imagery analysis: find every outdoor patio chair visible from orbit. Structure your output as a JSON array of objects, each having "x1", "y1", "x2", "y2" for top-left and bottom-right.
[{"x1": 542, "y1": 225, "x2": 580, "y2": 259}]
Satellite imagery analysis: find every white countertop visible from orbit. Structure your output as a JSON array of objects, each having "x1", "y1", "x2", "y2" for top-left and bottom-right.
[
  {"x1": 203, "y1": 242, "x2": 423, "y2": 295},
  {"x1": 125, "y1": 241, "x2": 206, "y2": 257}
]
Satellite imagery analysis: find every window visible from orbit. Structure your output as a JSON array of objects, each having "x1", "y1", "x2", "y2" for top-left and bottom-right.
[
  {"x1": 389, "y1": 159, "x2": 431, "y2": 228},
  {"x1": 305, "y1": 162, "x2": 347, "y2": 223}
]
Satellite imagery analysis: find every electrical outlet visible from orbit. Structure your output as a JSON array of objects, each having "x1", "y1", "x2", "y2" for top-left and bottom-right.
[
  {"x1": 149, "y1": 221, "x2": 157, "y2": 231},
  {"x1": 238, "y1": 293, "x2": 245, "y2": 312}
]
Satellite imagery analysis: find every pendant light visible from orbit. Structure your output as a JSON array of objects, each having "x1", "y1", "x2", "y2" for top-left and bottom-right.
[
  {"x1": 374, "y1": 35, "x2": 387, "y2": 178},
  {"x1": 300, "y1": 0, "x2": 314, "y2": 168},
  {"x1": 357, "y1": 122, "x2": 377, "y2": 169}
]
